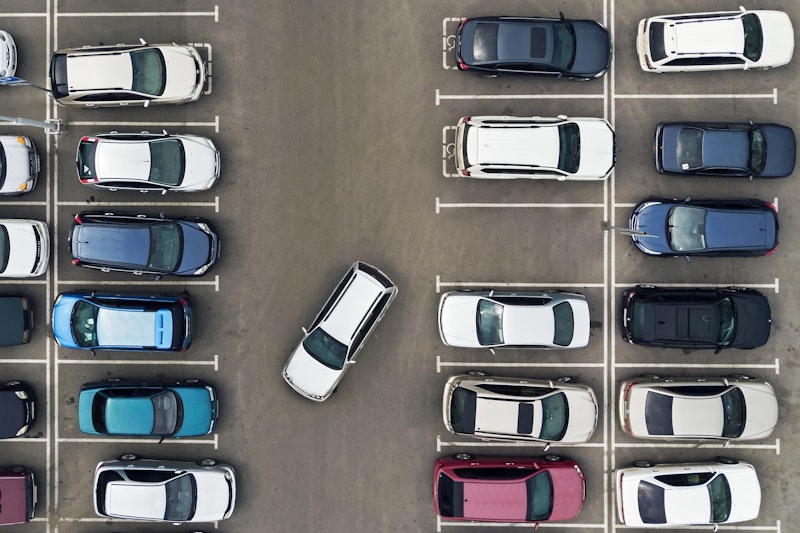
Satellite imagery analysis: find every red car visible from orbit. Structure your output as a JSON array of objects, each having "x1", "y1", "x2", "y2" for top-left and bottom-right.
[
  {"x1": 433, "y1": 453, "x2": 585, "y2": 524},
  {"x1": 0, "y1": 466, "x2": 36, "y2": 525}
]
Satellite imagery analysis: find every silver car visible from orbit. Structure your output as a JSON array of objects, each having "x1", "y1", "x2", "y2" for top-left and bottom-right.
[
  {"x1": 443, "y1": 373, "x2": 598, "y2": 447},
  {"x1": 619, "y1": 375, "x2": 778, "y2": 442},
  {"x1": 94, "y1": 454, "x2": 236, "y2": 523}
]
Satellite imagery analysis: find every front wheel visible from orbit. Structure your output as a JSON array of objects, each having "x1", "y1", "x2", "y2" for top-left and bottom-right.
[
  {"x1": 453, "y1": 453, "x2": 473, "y2": 461},
  {"x1": 543, "y1": 454, "x2": 563, "y2": 462},
  {"x1": 715, "y1": 456, "x2": 738, "y2": 465},
  {"x1": 118, "y1": 453, "x2": 139, "y2": 461},
  {"x1": 632, "y1": 460, "x2": 654, "y2": 468},
  {"x1": 197, "y1": 458, "x2": 217, "y2": 467}
]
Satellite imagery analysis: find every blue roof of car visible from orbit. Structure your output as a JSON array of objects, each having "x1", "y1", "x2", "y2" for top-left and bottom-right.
[
  {"x1": 702, "y1": 130, "x2": 749, "y2": 169},
  {"x1": 704, "y1": 209, "x2": 775, "y2": 250}
]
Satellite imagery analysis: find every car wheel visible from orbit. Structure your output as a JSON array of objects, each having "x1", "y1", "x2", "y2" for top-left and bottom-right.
[
  {"x1": 543, "y1": 454, "x2": 563, "y2": 462},
  {"x1": 11, "y1": 465, "x2": 24, "y2": 473},
  {"x1": 466, "y1": 370, "x2": 486, "y2": 377},
  {"x1": 715, "y1": 456, "x2": 738, "y2": 465},
  {"x1": 636, "y1": 284, "x2": 656, "y2": 289},
  {"x1": 197, "y1": 458, "x2": 217, "y2": 467},
  {"x1": 728, "y1": 374, "x2": 752, "y2": 381},
  {"x1": 185, "y1": 378, "x2": 200, "y2": 384},
  {"x1": 453, "y1": 453, "x2": 473, "y2": 461},
  {"x1": 3, "y1": 380, "x2": 20, "y2": 387},
  {"x1": 105, "y1": 378, "x2": 122, "y2": 382},
  {"x1": 557, "y1": 376, "x2": 573, "y2": 383},
  {"x1": 118, "y1": 453, "x2": 139, "y2": 461},
  {"x1": 632, "y1": 460, "x2": 654, "y2": 468},
  {"x1": 640, "y1": 374, "x2": 660, "y2": 380}
]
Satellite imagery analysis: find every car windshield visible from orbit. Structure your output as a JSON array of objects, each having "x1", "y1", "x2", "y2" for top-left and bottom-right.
[
  {"x1": 151, "y1": 390, "x2": 181, "y2": 435},
  {"x1": 0, "y1": 225, "x2": 9, "y2": 274},
  {"x1": 147, "y1": 223, "x2": 182, "y2": 271},
  {"x1": 164, "y1": 474, "x2": 197, "y2": 521},
  {"x1": 557, "y1": 123, "x2": 580, "y2": 174},
  {"x1": 551, "y1": 23, "x2": 576, "y2": 70},
  {"x1": 707, "y1": 474, "x2": 732, "y2": 523},
  {"x1": 539, "y1": 392, "x2": 569, "y2": 441},
  {"x1": 476, "y1": 299, "x2": 504, "y2": 346},
  {"x1": 748, "y1": 127, "x2": 766, "y2": 174},
  {"x1": 720, "y1": 388, "x2": 746, "y2": 438},
  {"x1": 667, "y1": 206, "x2": 707, "y2": 252},
  {"x1": 71, "y1": 300, "x2": 99, "y2": 347},
  {"x1": 637, "y1": 481, "x2": 666, "y2": 524},
  {"x1": 717, "y1": 297, "x2": 735, "y2": 345},
  {"x1": 149, "y1": 139, "x2": 185, "y2": 186},
  {"x1": 676, "y1": 127, "x2": 704, "y2": 170},
  {"x1": 741, "y1": 13, "x2": 763, "y2": 62},
  {"x1": 130, "y1": 48, "x2": 167, "y2": 96},
  {"x1": 552, "y1": 302, "x2": 575, "y2": 346},
  {"x1": 449, "y1": 386, "x2": 477, "y2": 434},
  {"x1": 526, "y1": 471, "x2": 553, "y2": 521},
  {"x1": 302, "y1": 328, "x2": 348, "y2": 370},
  {"x1": 0, "y1": 141, "x2": 6, "y2": 183},
  {"x1": 77, "y1": 141, "x2": 98, "y2": 179}
]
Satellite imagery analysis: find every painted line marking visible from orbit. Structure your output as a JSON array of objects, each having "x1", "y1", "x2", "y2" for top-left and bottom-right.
[
  {"x1": 436, "y1": 88, "x2": 603, "y2": 105},
  {"x1": 0, "y1": 13, "x2": 47, "y2": 17},
  {"x1": 437, "y1": 357, "x2": 606, "y2": 373},
  {"x1": 616, "y1": 358, "x2": 779, "y2": 375},
  {"x1": 0, "y1": 358, "x2": 46, "y2": 364},
  {"x1": 436, "y1": 197, "x2": 604, "y2": 213},
  {"x1": 59, "y1": 433, "x2": 219, "y2": 449},
  {"x1": 56, "y1": 276, "x2": 220, "y2": 291},
  {"x1": 442, "y1": 18, "x2": 460, "y2": 70},
  {"x1": 442, "y1": 126, "x2": 457, "y2": 177},
  {"x1": 615, "y1": 522, "x2": 779, "y2": 531},
  {"x1": 616, "y1": 88, "x2": 778, "y2": 104},
  {"x1": 615, "y1": 278, "x2": 779, "y2": 293},
  {"x1": 436, "y1": 276, "x2": 604, "y2": 293},
  {"x1": 0, "y1": 437, "x2": 47, "y2": 443},
  {"x1": 0, "y1": 279, "x2": 47, "y2": 285},
  {"x1": 58, "y1": 196, "x2": 219, "y2": 212},
  {"x1": 0, "y1": 201, "x2": 47, "y2": 206},
  {"x1": 439, "y1": 518, "x2": 604, "y2": 529},
  {"x1": 615, "y1": 439, "x2": 779, "y2": 455},
  {"x1": 437, "y1": 435, "x2": 605, "y2": 452},
  {"x1": 56, "y1": 6, "x2": 219, "y2": 20},
  {"x1": 190, "y1": 42, "x2": 213, "y2": 94},
  {"x1": 67, "y1": 116, "x2": 220, "y2": 133},
  {"x1": 59, "y1": 354, "x2": 219, "y2": 370}
]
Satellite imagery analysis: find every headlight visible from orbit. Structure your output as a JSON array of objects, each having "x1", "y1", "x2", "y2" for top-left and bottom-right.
[
  {"x1": 15, "y1": 390, "x2": 27, "y2": 400},
  {"x1": 196, "y1": 222, "x2": 212, "y2": 234},
  {"x1": 15, "y1": 425, "x2": 28, "y2": 437},
  {"x1": 193, "y1": 263, "x2": 210, "y2": 276}
]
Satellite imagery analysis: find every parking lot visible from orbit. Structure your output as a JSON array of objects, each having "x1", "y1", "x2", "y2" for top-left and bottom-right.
[{"x1": 0, "y1": 0, "x2": 797, "y2": 532}]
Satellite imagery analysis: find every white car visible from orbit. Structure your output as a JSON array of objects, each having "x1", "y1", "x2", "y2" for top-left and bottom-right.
[
  {"x1": 616, "y1": 458, "x2": 760, "y2": 528},
  {"x1": 0, "y1": 220, "x2": 49, "y2": 277},
  {"x1": 443, "y1": 373, "x2": 597, "y2": 446},
  {"x1": 619, "y1": 375, "x2": 778, "y2": 441},
  {"x1": 283, "y1": 261, "x2": 397, "y2": 401},
  {"x1": 438, "y1": 290, "x2": 591, "y2": 350},
  {"x1": 94, "y1": 455, "x2": 235, "y2": 523},
  {"x1": 0, "y1": 136, "x2": 39, "y2": 194},
  {"x1": 454, "y1": 116, "x2": 615, "y2": 180},
  {"x1": 636, "y1": 8, "x2": 794, "y2": 73},
  {"x1": 0, "y1": 31, "x2": 16, "y2": 77},
  {"x1": 76, "y1": 132, "x2": 220, "y2": 193},
  {"x1": 49, "y1": 40, "x2": 205, "y2": 107}
]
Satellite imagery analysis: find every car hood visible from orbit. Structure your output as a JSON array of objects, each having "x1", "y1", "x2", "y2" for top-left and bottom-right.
[
  {"x1": 283, "y1": 343, "x2": 342, "y2": 399},
  {"x1": 175, "y1": 387, "x2": 215, "y2": 436},
  {"x1": 179, "y1": 137, "x2": 219, "y2": 191},
  {"x1": 570, "y1": 20, "x2": 611, "y2": 77},
  {"x1": 725, "y1": 467, "x2": 761, "y2": 523},
  {"x1": 3, "y1": 220, "x2": 41, "y2": 276},
  {"x1": 439, "y1": 295, "x2": 481, "y2": 347},
  {"x1": 175, "y1": 222, "x2": 214, "y2": 275},
  {"x1": 52, "y1": 295, "x2": 80, "y2": 348},
  {"x1": 0, "y1": 138, "x2": 33, "y2": 192},
  {"x1": 630, "y1": 202, "x2": 673, "y2": 254},
  {"x1": 731, "y1": 292, "x2": 771, "y2": 348},
  {"x1": 740, "y1": 383, "x2": 778, "y2": 439},
  {"x1": 549, "y1": 466, "x2": 585, "y2": 521},
  {"x1": 160, "y1": 46, "x2": 202, "y2": 100},
  {"x1": 561, "y1": 389, "x2": 598, "y2": 443},
  {"x1": 576, "y1": 119, "x2": 615, "y2": 178},
  {"x1": 757, "y1": 11, "x2": 794, "y2": 68},
  {"x1": 760, "y1": 124, "x2": 796, "y2": 177},
  {"x1": 192, "y1": 471, "x2": 232, "y2": 522}
]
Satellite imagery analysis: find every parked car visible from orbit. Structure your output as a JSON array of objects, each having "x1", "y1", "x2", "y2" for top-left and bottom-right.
[
  {"x1": 636, "y1": 8, "x2": 794, "y2": 73},
  {"x1": 619, "y1": 375, "x2": 778, "y2": 441},
  {"x1": 628, "y1": 198, "x2": 779, "y2": 258},
  {"x1": 0, "y1": 219, "x2": 50, "y2": 278},
  {"x1": 455, "y1": 15, "x2": 611, "y2": 79},
  {"x1": 438, "y1": 290, "x2": 590, "y2": 350},
  {"x1": 454, "y1": 116, "x2": 615, "y2": 180},
  {"x1": 49, "y1": 40, "x2": 205, "y2": 107},
  {"x1": 0, "y1": 294, "x2": 33, "y2": 346},
  {"x1": 0, "y1": 466, "x2": 36, "y2": 525},
  {"x1": 94, "y1": 455, "x2": 235, "y2": 523},
  {"x1": 79, "y1": 378, "x2": 216, "y2": 437},
  {"x1": 70, "y1": 211, "x2": 219, "y2": 278},
  {"x1": 0, "y1": 31, "x2": 16, "y2": 77},
  {"x1": 0, "y1": 135, "x2": 39, "y2": 194},
  {"x1": 619, "y1": 286, "x2": 771, "y2": 350},
  {"x1": 283, "y1": 261, "x2": 397, "y2": 401},
  {"x1": 654, "y1": 121, "x2": 795, "y2": 179},
  {"x1": 76, "y1": 132, "x2": 220, "y2": 193},
  {"x1": 616, "y1": 458, "x2": 760, "y2": 527},
  {"x1": 434, "y1": 453, "x2": 585, "y2": 524},
  {"x1": 52, "y1": 292, "x2": 193, "y2": 352},
  {"x1": 0, "y1": 380, "x2": 34, "y2": 438},
  {"x1": 443, "y1": 373, "x2": 597, "y2": 446}
]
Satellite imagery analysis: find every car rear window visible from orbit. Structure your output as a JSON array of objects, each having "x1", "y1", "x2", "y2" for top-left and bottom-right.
[
  {"x1": 741, "y1": 13, "x2": 763, "y2": 62},
  {"x1": 437, "y1": 473, "x2": 463, "y2": 518},
  {"x1": 49, "y1": 54, "x2": 69, "y2": 99},
  {"x1": 473, "y1": 23, "x2": 499, "y2": 62},
  {"x1": 552, "y1": 301, "x2": 575, "y2": 346},
  {"x1": 0, "y1": 141, "x2": 6, "y2": 184},
  {"x1": 644, "y1": 391, "x2": 674, "y2": 435},
  {"x1": 526, "y1": 471, "x2": 553, "y2": 521},
  {"x1": 0, "y1": 225, "x2": 9, "y2": 274},
  {"x1": 77, "y1": 140, "x2": 97, "y2": 179},
  {"x1": 637, "y1": 481, "x2": 666, "y2": 524},
  {"x1": 450, "y1": 387, "x2": 477, "y2": 434},
  {"x1": 648, "y1": 22, "x2": 667, "y2": 61},
  {"x1": 557, "y1": 123, "x2": 580, "y2": 174}
]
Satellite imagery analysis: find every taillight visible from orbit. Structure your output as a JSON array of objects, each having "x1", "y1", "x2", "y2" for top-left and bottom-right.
[
  {"x1": 71, "y1": 259, "x2": 80, "y2": 265},
  {"x1": 177, "y1": 298, "x2": 188, "y2": 307},
  {"x1": 73, "y1": 214, "x2": 82, "y2": 224},
  {"x1": 460, "y1": 169, "x2": 470, "y2": 177},
  {"x1": 763, "y1": 201, "x2": 777, "y2": 212},
  {"x1": 81, "y1": 136, "x2": 98, "y2": 143},
  {"x1": 80, "y1": 178, "x2": 98, "y2": 184},
  {"x1": 457, "y1": 56, "x2": 469, "y2": 70},
  {"x1": 458, "y1": 18, "x2": 468, "y2": 30},
  {"x1": 623, "y1": 382, "x2": 637, "y2": 401},
  {"x1": 765, "y1": 244, "x2": 778, "y2": 256}
]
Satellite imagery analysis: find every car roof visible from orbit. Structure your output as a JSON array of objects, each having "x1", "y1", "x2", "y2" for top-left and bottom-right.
[
  {"x1": 106, "y1": 482, "x2": 166, "y2": 519},
  {"x1": 670, "y1": 17, "x2": 744, "y2": 56},
  {"x1": 468, "y1": 125, "x2": 559, "y2": 167},
  {"x1": 104, "y1": 396, "x2": 156, "y2": 434},
  {"x1": 630, "y1": 298, "x2": 720, "y2": 344},
  {"x1": 462, "y1": 479, "x2": 528, "y2": 521},
  {"x1": 73, "y1": 222, "x2": 152, "y2": 266},
  {"x1": 67, "y1": 53, "x2": 132, "y2": 92},
  {"x1": 320, "y1": 269, "x2": 387, "y2": 344},
  {"x1": 95, "y1": 141, "x2": 152, "y2": 180},
  {"x1": 96, "y1": 307, "x2": 173, "y2": 349}
]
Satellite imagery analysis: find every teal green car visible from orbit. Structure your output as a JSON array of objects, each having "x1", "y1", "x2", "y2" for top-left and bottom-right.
[{"x1": 79, "y1": 379, "x2": 217, "y2": 437}]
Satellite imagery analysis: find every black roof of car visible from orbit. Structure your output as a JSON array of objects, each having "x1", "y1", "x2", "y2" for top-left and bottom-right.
[{"x1": 0, "y1": 296, "x2": 30, "y2": 346}]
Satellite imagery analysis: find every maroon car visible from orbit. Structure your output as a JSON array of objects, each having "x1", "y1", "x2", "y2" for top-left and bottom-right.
[
  {"x1": 433, "y1": 453, "x2": 585, "y2": 524},
  {"x1": 0, "y1": 466, "x2": 36, "y2": 525}
]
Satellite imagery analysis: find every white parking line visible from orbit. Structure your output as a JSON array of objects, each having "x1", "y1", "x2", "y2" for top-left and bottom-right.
[
  {"x1": 439, "y1": 517, "x2": 605, "y2": 530},
  {"x1": 58, "y1": 196, "x2": 219, "y2": 212},
  {"x1": 68, "y1": 116, "x2": 220, "y2": 133},
  {"x1": 614, "y1": 278, "x2": 780, "y2": 293},
  {"x1": 438, "y1": 435, "x2": 605, "y2": 452},
  {"x1": 59, "y1": 433, "x2": 219, "y2": 449},
  {"x1": 615, "y1": 439, "x2": 779, "y2": 455},
  {"x1": 616, "y1": 358, "x2": 779, "y2": 374},
  {"x1": 442, "y1": 17, "x2": 460, "y2": 70},
  {"x1": 436, "y1": 275, "x2": 603, "y2": 293},
  {"x1": 436, "y1": 197, "x2": 605, "y2": 213},
  {"x1": 56, "y1": 275, "x2": 220, "y2": 291},
  {"x1": 0, "y1": 13, "x2": 47, "y2": 17},
  {"x1": 0, "y1": 201, "x2": 46, "y2": 206},
  {"x1": 59, "y1": 354, "x2": 219, "y2": 370},
  {"x1": 0, "y1": 437, "x2": 47, "y2": 443},
  {"x1": 436, "y1": 89, "x2": 603, "y2": 105},
  {"x1": 615, "y1": 522, "x2": 780, "y2": 531},
  {"x1": 0, "y1": 358, "x2": 46, "y2": 364},
  {"x1": 56, "y1": 6, "x2": 219, "y2": 22},
  {"x1": 616, "y1": 88, "x2": 778, "y2": 105},
  {"x1": 437, "y1": 357, "x2": 605, "y2": 373},
  {"x1": 0, "y1": 279, "x2": 47, "y2": 285},
  {"x1": 442, "y1": 126, "x2": 457, "y2": 177}
]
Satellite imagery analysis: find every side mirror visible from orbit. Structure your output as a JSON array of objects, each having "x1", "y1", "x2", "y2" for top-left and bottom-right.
[
  {"x1": 684, "y1": 256, "x2": 691, "y2": 264},
  {"x1": 301, "y1": 327, "x2": 308, "y2": 335},
  {"x1": 139, "y1": 37, "x2": 147, "y2": 45},
  {"x1": 489, "y1": 348, "x2": 496, "y2": 356},
  {"x1": 143, "y1": 100, "x2": 150, "y2": 108}
]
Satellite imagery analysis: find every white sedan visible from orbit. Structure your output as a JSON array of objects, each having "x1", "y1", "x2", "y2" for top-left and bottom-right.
[
  {"x1": 438, "y1": 290, "x2": 590, "y2": 350},
  {"x1": 0, "y1": 219, "x2": 50, "y2": 277},
  {"x1": 616, "y1": 458, "x2": 760, "y2": 528}
]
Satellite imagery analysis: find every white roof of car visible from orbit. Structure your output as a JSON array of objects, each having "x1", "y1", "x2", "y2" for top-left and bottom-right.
[
  {"x1": 67, "y1": 54, "x2": 132, "y2": 91},
  {"x1": 106, "y1": 483, "x2": 165, "y2": 520},
  {"x1": 321, "y1": 270, "x2": 384, "y2": 344},
  {"x1": 96, "y1": 142, "x2": 151, "y2": 179},
  {"x1": 671, "y1": 18, "x2": 744, "y2": 55}
]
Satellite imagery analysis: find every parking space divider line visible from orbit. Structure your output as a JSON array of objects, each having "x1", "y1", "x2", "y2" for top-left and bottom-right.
[
  {"x1": 616, "y1": 359, "x2": 779, "y2": 373},
  {"x1": 436, "y1": 88, "x2": 605, "y2": 105},
  {"x1": 59, "y1": 358, "x2": 218, "y2": 366},
  {"x1": 57, "y1": 199, "x2": 218, "y2": 209},
  {"x1": 615, "y1": 88, "x2": 778, "y2": 104},
  {"x1": 67, "y1": 118, "x2": 219, "y2": 129},
  {"x1": 58, "y1": 436, "x2": 217, "y2": 445},
  {"x1": 56, "y1": 7, "x2": 219, "y2": 19},
  {"x1": 0, "y1": 358, "x2": 46, "y2": 364},
  {"x1": 615, "y1": 439, "x2": 779, "y2": 454},
  {"x1": 56, "y1": 277, "x2": 220, "y2": 290}
]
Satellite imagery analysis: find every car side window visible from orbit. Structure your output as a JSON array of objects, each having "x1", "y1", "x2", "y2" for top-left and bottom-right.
[
  {"x1": 124, "y1": 469, "x2": 177, "y2": 483},
  {"x1": 661, "y1": 385, "x2": 728, "y2": 396},
  {"x1": 498, "y1": 63, "x2": 535, "y2": 72},
  {"x1": 454, "y1": 467, "x2": 536, "y2": 480},
  {"x1": 311, "y1": 271, "x2": 355, "y2": 329},
  {"x1": 654, "y1": 472, "x2": 713, "y2": 487},
  {"x1": 478, "y1": 384, "x2": 554, "y2": 397},
  {"x1": 348, "y1": 292, "x2": 391, "y2": 359},
  {"x1": 492, "y1": 296, "x2": 549, "y2": 306}
]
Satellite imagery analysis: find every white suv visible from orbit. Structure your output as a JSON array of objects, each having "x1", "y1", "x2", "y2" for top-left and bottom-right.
[
  {"x1": 637, "y1": 8, "x2": 794, "y2": 73},
  {"x1": 283, "y1": 262, "x2": 397, "y2": 401},
  {"x1": 455, "y1": 116, "x2": 615, "y2": 180}
]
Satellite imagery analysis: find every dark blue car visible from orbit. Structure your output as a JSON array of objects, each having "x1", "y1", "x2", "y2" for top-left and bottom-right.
[
  {"x1": 455, "y1": 15, "x2": 611, "y2": 79},
  {"x1": 629, "y1": 198, "x2": 779, "y2": 258},
  {"x1": 52, "y1": 292, "x2": 193, "y2": 352},
  {"x1": 70, "y1": 211, "x2": 219, "y2": 278},
  {"x1": 655, "y1": 122, "x2": 796, "y2": 179},
  {"x1": 79, "y1": 379, "x2": 217, "y2": 437}
]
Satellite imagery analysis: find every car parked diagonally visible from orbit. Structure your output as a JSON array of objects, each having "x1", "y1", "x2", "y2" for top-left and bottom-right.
[
  {"x1": 283, "y1": 261, "x2": 397, "y2": 401},
  {"x1": 619, "y1": 375, "x2": 778, "y2": 442},
  {"x1": 619, "y1": 286, "x2": 771, "y2": 351}
]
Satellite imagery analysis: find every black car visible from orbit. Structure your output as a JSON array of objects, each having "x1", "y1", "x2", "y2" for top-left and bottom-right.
[
  {"x1": 0, "y1": 295, "x2": 33, "y2": 346},
  {"x1": 0, "y1": 380, "x2": 35, "y2": 438},
  {"x1": 620, "y1": 286, "x2": 771, "y2": 351},
  {"x1": 655, "y1": 121, "x2": 796, "y2": 179},
  {"x1": 70, "y1": 211, "x2": 219, "y2": 278},
  {"x1": 629, "y1": 198, "x2": 779, "y2": 258},
  {"x1": 455, "y1": 15, "x2": 611, "y2": 79}
]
